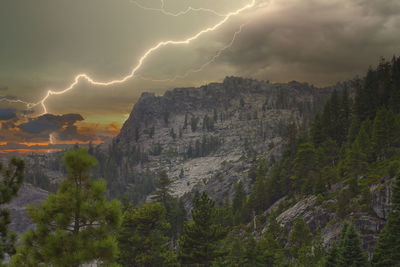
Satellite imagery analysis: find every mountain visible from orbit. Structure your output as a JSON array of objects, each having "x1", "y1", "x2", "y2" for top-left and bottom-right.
[{"x1": 94, "y1": 76, "x2": 336, "y2": 203}]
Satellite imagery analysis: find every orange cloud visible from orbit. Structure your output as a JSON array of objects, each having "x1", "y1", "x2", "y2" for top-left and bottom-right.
[{"x1": 0, "y1": 111, "x2": 122, "y2": 155}]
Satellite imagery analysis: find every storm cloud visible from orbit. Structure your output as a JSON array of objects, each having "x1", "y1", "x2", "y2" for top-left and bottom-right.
[
  {"x1": 2, "y1": 0, "x2": 399, "y2": 116},
  {"x1": 215, "y1": 0, "x2": 400, "y2": 83},
  {"x1": 0, "y1": 108, "x2": 17, "y2": 120},
  {"x1": 19, "y1": 113, "x2": 85, "y2": 141},
  {"x1": 1, "y1": 0, "x2": 399, "y2": 150}
]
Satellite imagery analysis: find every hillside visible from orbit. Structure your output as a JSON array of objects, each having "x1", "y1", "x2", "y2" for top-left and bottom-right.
[{"x1": 93, "y1": 76, "x2": 335, "y2": 203}]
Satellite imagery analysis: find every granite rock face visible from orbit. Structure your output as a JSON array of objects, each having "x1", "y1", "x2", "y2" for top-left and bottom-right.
[
  {"x1": 371, "y1": 178, "x2": 393, "y2": 220},
  {"x1": 268, "y1": 179, "x2": 394, "y2": 257},
  {"x1": 112, "y1": 77, "x2": 334, "y2": 202}
]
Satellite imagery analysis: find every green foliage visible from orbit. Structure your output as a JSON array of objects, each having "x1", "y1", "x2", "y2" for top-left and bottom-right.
[
  {"x1": 325, "y1": 243, "x2": 339, "y2": 267},
  {"x1": 151, "y1": 171, "x2": 186, "y2": 240},
  {"x1": 152, "y1": 171, "x2": 172, "y2": 206},
  {"x1": 388, "y1": 161, "x2": 400, "y2": 178},
  {"x1": 0, "y1": 158, "x2": 25, "y2": 264},
  {"x1": 340, "y1": 141, "x2": 367, "y2": 180},
  {"x1": 338, "y1": 224, "x2": 369, "y2": 267},
  {"x1": 11, "y1": 149, "x2": 121, "y2": 267},
  {"x1": 336, "y1": 190, "x2": 351, "y2": 219},
  {"x1": 241, "y1": 234, "x2": 282, "y2": 267},
  {"x1": 179, "y1": 192, "x2": 227, "y2": 265},
  {"x1": 289, "y1": 217, "x2": 312, "y2": 261},
  {"x1": 118, "y1": 202, "x2": 177, "y2": 266},
  {"x1": 232, "y1": 181, "x2": 246, "y2": 224},
  {"x1": 372, "y1": 108, "x2": 397, "y2": 160},
  {"x1": 292, "y1": 141, "x2": 316, "y2": 194},
  {"x1": 166, "y1": 197, "x2": 186, "y2": 240}
]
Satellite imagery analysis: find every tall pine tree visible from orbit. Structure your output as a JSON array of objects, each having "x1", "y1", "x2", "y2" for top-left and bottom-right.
[
  {"x1": 118, "y1": 202, "x2": 176, "y2": 266},
  {"x1": 325, "y1": 243, "x2": 339, "y2": 267},
  {"x1": 338, "y1": 224, "x2": 368, "y2": 266},
  {"x1": 11, "y1": 149, "x2": 122, "y2": 267},
  {"x1": 152, "y1": 170, "x2": 173, "y2": 206},
  {"x1": 179, "y1": 192, "x2": 227, "y2": 265}
]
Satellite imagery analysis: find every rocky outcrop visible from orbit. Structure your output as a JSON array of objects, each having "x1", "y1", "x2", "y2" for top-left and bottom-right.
[
  {"x1": 109, "y1": 77, "x2": 335, "y2": 202},
  {"x1": 1, "y1": 183, "x2": 48, "y2": 234},
  {"x1": 265, "y1": 178, "x2": 394, "y2": 257},
  {"x1": 371, "y1": 178, "x2": 394, "y2": 220}
]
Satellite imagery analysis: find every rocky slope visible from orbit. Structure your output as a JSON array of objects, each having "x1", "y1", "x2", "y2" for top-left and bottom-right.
[
  {"x1": 102, "y1": 76, "x2": 335, "y2": 203},
  {"x1": 263, "y1": 177, "x2": 394, "y2": 258}
]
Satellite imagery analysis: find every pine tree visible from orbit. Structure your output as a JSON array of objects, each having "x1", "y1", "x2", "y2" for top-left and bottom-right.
[
  {"x1": 152, "y1": 170, "x2": 173, "y2": 206},
  {"x1": 372, "y1": 173, "x2": 400, "y2": 266},
  {"x1": 0, "y1": 158, "x2": 25, "y2": 264},
  {"x1": 10, "y1": 148, "x2": 122, "y2": 267},
  {"x1": 312, "y1": 114, "x2": 326, "y2": 146},
  {"x1": 243, "y1": 235, "x2": 258, "y2": 266},
  {"x1": 179, "y1": 192, "x2": 227, "y2": 265},
  {"x1": 225, "y1": 236, "x2": 244, "y2": 266},
  {"x1": 232, "y1": 180, "x2": 246, "y2": 215},
  {"x1": 292, "y1": 142, "x2": 316, "y2": 194},
  {"x1": 325, "y1": 89, "x2": 341, "y2": 143},
  {"x1": 166, "y1": 198, "x2": 186, "y2": 240},
  {"x1": 341, "y1": 140, "x2": 367, "y2": 179},
  {"x1": 289, "y1": 217, "x2": 312, "y2": 261},
  {"x1": 356, "y1": 119, "x2": 373, "y2": 162},
  {"x1": 151, "y1": 171, "x2": 186, "y2": 240},
  {"x1": 355, "y1": 67, "x2": 379, "y2": 121},
  {"x1": 243, "y1": 234, "x2": 280, "y2": 267},
  {"x1": 325, "y1": 243, "x2": 339, "y2": 267},
  {"x1": 338, "y1": 224, "x2": 368, "y2": 266},
  {"x1": 371, "y1": 108, "x2": 396, "y2": 160},
  {"x1": 389, "y1": 57, "x2": 400, "y2": 113},
  {"x1": 250, "y1": 168, "x2": 267, "y2": 213},
  {"x1": 347, "y1": 115, "x2": 361, "y2": 145},
  {"x1": 339, "y1": 87, "x2": 351, "y2": 144},
  {"x1": 118, "y1": 202, "x2": 176, "y2": 266}
]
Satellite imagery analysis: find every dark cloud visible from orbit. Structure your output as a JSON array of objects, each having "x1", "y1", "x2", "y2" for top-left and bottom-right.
[
  {"x1": 217, "y1": 0, "x2": 400, "y2": 84},
  {"x1": 19, "y1": 113, "x2": 84, "y2": 136},
  {"x1": 22, "y1": 109, "x2": 35, "y2": 116},
  {"x1": 1, "y1": 121, "x2": 16, "y2": 130},
  {"x1": 0, "y1": 108, "x2": 17, "y2": 120}
]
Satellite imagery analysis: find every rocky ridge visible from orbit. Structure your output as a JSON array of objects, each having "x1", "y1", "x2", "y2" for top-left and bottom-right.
[
  {"x1": 110, "y1": 76, "x2": 334, "y2": 202},
  {"x1": 259, "y1": 178, "x2": 394, "y2": 257}
]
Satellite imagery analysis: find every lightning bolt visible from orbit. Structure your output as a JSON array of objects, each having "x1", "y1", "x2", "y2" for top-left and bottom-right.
[
  {"x1": 9, "y1": 0, "x2": 256, "y2": 115},
  {"x1": 0, "y1": 97, "x2": 36, "y2": 109},
  {"x1": 139, "y1": 23, "x2": 246, "y2": 83},
  {"x1": 130, "y1": 0, "x2": 227, "y2": 17}
]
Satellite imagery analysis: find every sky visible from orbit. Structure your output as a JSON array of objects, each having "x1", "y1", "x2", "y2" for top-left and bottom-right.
[{"x1": 0, "y1": 0, "x2": 400, "y2": 153}]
